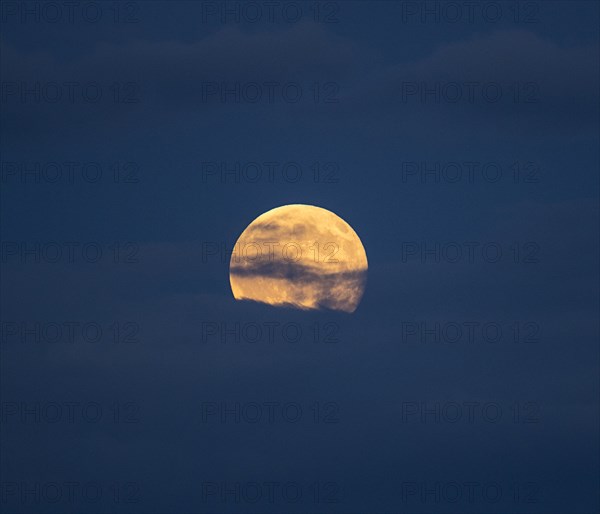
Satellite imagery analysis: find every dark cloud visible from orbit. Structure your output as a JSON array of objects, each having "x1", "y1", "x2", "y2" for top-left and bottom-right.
[
  {"x1": 230, "y1": 257, "x2": 366, "y2": 282},
  {"x1": 231, "y1": 258, "x2": 367, "y2": 312},
  {"x1": 338, "y1": 29, "x2": 599, "y2": 138}
]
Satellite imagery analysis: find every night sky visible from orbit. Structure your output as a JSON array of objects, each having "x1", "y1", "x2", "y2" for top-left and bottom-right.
[{"x1": 1, "y1": 1, "x2": 599, "y2": 513}]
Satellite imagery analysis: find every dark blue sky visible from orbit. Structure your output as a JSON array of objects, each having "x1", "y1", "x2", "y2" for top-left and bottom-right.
[{"x1": 1, "y1": 1, "x2": 599, "y2": 513}]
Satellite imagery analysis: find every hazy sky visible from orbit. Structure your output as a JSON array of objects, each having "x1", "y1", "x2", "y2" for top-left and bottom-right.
[{"x1": 1, "y1": 1, "x2": 599, "y2": 513}]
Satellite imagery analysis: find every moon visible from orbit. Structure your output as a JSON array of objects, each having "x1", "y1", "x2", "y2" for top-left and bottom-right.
[{"x1": 229, "y1": 204, "x2": 368, "y2": 313}]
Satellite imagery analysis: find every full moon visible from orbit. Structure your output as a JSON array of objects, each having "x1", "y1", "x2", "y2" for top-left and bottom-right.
[{"x1": 229, "y1": 204, "x2": 368, "y2": 313}]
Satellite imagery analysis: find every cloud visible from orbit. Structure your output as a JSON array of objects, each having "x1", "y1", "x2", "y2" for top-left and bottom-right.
[
  {"x1": 3, "y1": 26, "x2": 595, "y2": 143},
  {"x1": 231, "y1": 259, "x2": 368, "y2": 313},
  {"x1": 0, "y1": 21, "x2": 371, "y2": 143},
  {"x1": 342, "y1": 29, "x2": 599, "y2": 136},
  {"x1": 1, "y1": 21, "x2": 368, "y2": 99}
]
